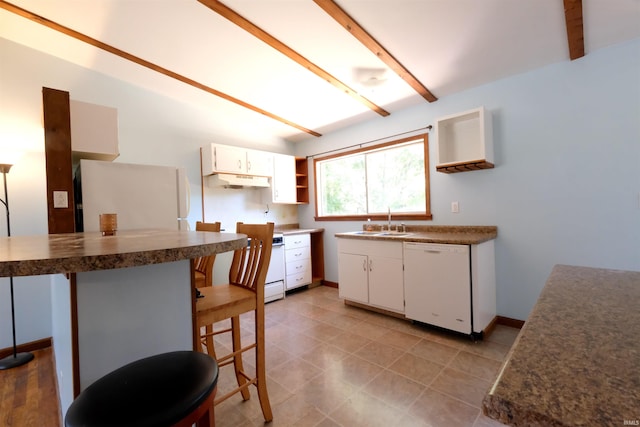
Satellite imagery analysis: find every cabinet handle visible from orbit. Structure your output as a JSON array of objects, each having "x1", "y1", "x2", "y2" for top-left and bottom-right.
[
  {"x1": 238, "y1": 160, "x2": 242, "y2": 170},
  {"x1": 247, "y1": 160, "x2": 252, "y2": 171},
  {"x1": 362, "y1": 259, "x2": 367, "y2": 271},
  {"x1": 369, "y1": 259, "x2": 373, "y2": 272}
]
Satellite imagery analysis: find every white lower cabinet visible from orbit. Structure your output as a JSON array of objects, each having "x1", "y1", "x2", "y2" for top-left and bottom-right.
[
  {"x1": 337, "y1": 239, "x2": 404, "y2": 313},
  {"x1": 337, "y1": 237, "x2": 496, "y2": 337},
  {"x1": 284, "y1": 233, "x2": 311, "y2": 290}
]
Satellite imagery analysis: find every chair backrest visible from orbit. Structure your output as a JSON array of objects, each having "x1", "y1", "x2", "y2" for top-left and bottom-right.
[
  {"x1": 195, "y1": 221, "x2": 221, "y2": 288},
  {"x1": 229, "y1": 222, "x2": 274, "y2": 297},
  {"x1": 196, "y1": 221, "x2": 222, "y2": 232}
]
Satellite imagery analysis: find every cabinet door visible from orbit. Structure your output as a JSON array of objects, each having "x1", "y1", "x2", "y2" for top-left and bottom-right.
[
  {"x1": 368, "y1": 256, "x2": 404, "y2": 313},
  {"x1": 215, "y1": 145, "x2": 245, "y2": 173},
  {"x1": 246, "y1": 149, "x2": 272, "y2": 177},
  {"x1": 70, "y1": 100, "x2": 119, "y2": 161},
  {"x1": 272, "y1": 154, "x2": 297, "y2": 203},
  {"x1": 338, "y1": 253, "x2": 368, "y2": 304}
]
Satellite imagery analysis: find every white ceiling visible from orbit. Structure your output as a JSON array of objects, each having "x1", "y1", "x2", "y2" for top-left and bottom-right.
[{"x1": 1, "y1": 0, "x2": 639, "y2": 143}]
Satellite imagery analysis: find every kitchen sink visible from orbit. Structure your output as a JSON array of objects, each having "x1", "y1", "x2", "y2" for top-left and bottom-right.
[{"x1": 349, "y1": 231, "x2": 411, "y2": 237}]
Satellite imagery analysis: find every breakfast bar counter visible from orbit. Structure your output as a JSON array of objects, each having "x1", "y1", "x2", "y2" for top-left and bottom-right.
[
  {"x1": 0, "y1": 229, "x2": 247, "y2": 420},
  {"x1": 483, "y1": 264, "x2": 640, "y2": 426},
  {"x1": 0, "y1": 228, "x2": 247, "y2": 277}
]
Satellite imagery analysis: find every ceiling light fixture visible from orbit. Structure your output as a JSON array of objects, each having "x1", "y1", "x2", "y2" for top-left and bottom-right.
[{"x1": 353, "y1": 67, "x2": 388, "y2": 88}]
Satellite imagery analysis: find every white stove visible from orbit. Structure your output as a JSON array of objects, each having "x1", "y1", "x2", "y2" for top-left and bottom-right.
[{"x1": 264, "y1": 233, "x2": 285, "y2": 303}]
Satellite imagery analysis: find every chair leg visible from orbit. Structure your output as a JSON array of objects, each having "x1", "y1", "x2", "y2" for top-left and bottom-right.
[
  {"x1": 255, "y1": 305, "x2": 273, "y2": 421},
  {"x1": 204, "y1": 325, "x2": 216, "y2": 359},
  {"x1": 231, "y1": 316, "x2": 250, "y2": 401}
]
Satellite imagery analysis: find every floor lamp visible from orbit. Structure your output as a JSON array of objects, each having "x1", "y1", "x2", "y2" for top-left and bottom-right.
[{"x1": 0, "y1": 163, "x2": 34, "y2": 370}]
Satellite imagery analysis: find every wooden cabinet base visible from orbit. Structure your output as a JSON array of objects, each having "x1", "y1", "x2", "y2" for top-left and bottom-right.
[{"x1": 343, "y1": 300, "x2": 406, "y2": 320}]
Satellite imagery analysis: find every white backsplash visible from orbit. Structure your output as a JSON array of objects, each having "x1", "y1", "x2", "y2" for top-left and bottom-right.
[{"x1": 201, "y1": 185, "x2": 298, "y2": 231}]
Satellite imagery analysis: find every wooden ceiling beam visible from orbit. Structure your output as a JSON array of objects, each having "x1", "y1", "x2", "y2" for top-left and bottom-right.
[
  {"x1": 314, "y1": 0, "x2": 437, "y2": 103},
  {"x1": 197, "y1": 0, "x2": 390, "y2": 117},
  {"x1": 563, "y1": 0, "x2": 585, "y2": 60},
  {"x1": 0, "y1": 0, "x2": 321, "y2": 137}
]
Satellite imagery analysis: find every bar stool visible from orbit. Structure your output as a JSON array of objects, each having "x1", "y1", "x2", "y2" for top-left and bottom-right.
[
  {"x1": 194, "y1": 221, "x2": 222, "y2": 354},
  {"x1": 196, "y1": 222, "x2": 274, "y2": 422},
  {"x1": 65, "y1": 351, "x2": 219, "y2": 427},
  {"x1": 194, "y1": 221, "x2": 221, "y2": 289}
]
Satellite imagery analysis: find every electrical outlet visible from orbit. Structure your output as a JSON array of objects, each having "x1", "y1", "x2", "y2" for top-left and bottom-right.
[
  {"x1": 53, "y1": 191, "x2": 68, "y2": 208},
  {"x1": 451, "y1": 201, "x2": 459, "y2": 213}
]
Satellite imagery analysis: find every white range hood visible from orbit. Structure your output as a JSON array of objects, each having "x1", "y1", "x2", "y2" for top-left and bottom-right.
[{"x1": 208, "y1": 173, "x2": 270, "y2": 188}]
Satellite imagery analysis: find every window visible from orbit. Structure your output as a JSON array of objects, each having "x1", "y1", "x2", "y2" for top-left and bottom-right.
[{"x1": 314, "y1": 134, "x2": 431, "y2": 221}]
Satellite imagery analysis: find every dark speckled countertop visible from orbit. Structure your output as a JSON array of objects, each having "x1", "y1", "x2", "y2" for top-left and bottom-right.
[
  {"x1": 483, "y1": 264, "x2": 640, "y2": 426},
  {"x1": 0, "y1": 229, "x2": 247, "y2": 277},
  {"x1": 335, "y1": 225, "x2": 497, "y2": 245}
]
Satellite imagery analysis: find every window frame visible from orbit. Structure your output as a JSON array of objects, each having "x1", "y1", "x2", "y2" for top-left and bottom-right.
[{"x1": 313, "y1": 133, "x2": 432, "y2": 221}]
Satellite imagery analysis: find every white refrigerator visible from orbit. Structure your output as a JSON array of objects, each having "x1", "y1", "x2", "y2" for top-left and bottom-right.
[{"x1": 76, "y1": 159, "x2": 189, "y2": 232}]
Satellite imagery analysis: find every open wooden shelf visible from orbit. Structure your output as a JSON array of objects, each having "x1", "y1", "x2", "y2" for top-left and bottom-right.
[
  {"x1": 436, "y1": 160, "x2": 494, "y2": 174},
  {"x1": 295, "y1": 157, "x2": 309, "y2": 204}
]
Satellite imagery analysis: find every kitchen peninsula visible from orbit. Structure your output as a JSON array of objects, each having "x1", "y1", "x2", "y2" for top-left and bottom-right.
[
  {"x1": 483, "y1": 265, "x2": 640, "y2": 426},
  {"x1": 0, "y1": 229, "x2": 246, "y2": 417}
]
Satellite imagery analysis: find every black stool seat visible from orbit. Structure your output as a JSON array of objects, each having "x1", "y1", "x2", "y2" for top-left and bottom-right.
[{"x1": 65, "y1": 351, "x2": 219, "y2": 427}]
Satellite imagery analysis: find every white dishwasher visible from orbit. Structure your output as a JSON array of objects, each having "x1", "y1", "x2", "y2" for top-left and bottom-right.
[{"x1": 403, "y1": 242, "x2": 472, "y2": 334}]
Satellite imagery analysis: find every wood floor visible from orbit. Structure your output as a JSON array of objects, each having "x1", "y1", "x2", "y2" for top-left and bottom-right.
[{"x1": 0, "y1": 348, "x2": 61, "y2": 427}]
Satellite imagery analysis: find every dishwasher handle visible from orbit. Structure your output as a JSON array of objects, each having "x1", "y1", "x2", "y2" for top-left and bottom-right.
[{"x1": 404, "y1": 242, "x2": 469, "y2": 254}]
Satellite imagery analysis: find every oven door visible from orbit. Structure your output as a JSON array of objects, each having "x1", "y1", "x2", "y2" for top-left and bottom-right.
[
  {"x1": 266, "y1": 244, "x2": 285, "y2": 284},
  {"x1": 265, "y1": 244, "x2": 285, "y2": 303}
]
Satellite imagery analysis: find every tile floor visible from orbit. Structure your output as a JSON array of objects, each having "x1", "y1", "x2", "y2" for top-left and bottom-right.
[{"x1": 210, "y1": 285, "x2": 514, "y2": 427}]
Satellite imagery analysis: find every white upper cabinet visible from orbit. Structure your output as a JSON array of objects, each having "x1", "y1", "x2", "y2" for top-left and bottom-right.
[
  {"x1": 201, "y1": 143, "x2": 272, "y2": 176},
  {"x1": 246, "y1": 149, "x2": 273, "y2": 177},
  {"x1": 435, "y1": 106, "x2": 493, "y2": 173},
  {"x1": 70, "y1": 100, "x2": 119, "y2": 162},
  {"x1": 271, "y1": 154, "x2": 297, "y2": 204},
  {"x1": 212, "y1": 144, "x2": 245, "y2": 173}
]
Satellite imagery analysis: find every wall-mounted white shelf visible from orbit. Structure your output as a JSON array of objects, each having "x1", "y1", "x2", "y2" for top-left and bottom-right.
[{"x1": 435, "y1": 106, "x2": 493, "y2": 174}]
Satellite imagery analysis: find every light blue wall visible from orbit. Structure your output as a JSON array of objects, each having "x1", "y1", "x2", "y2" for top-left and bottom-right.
[{"x1": 295, "y1": 39, "x2": 640, "y2": 320}]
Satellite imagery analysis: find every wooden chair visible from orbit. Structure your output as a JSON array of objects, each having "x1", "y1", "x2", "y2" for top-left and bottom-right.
[
  {"x1": 196, "y1": 222, "x2": 274, "y2": 422},
  {"x1": 194, "y1": 221, "x2": 221, "y2": 289},
  {"x1": 65, "y1": 351, "x2": 219, "y2": 427},
  {"x1": 194, "y1": 221, "x2": 221, "y2": 354}
]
